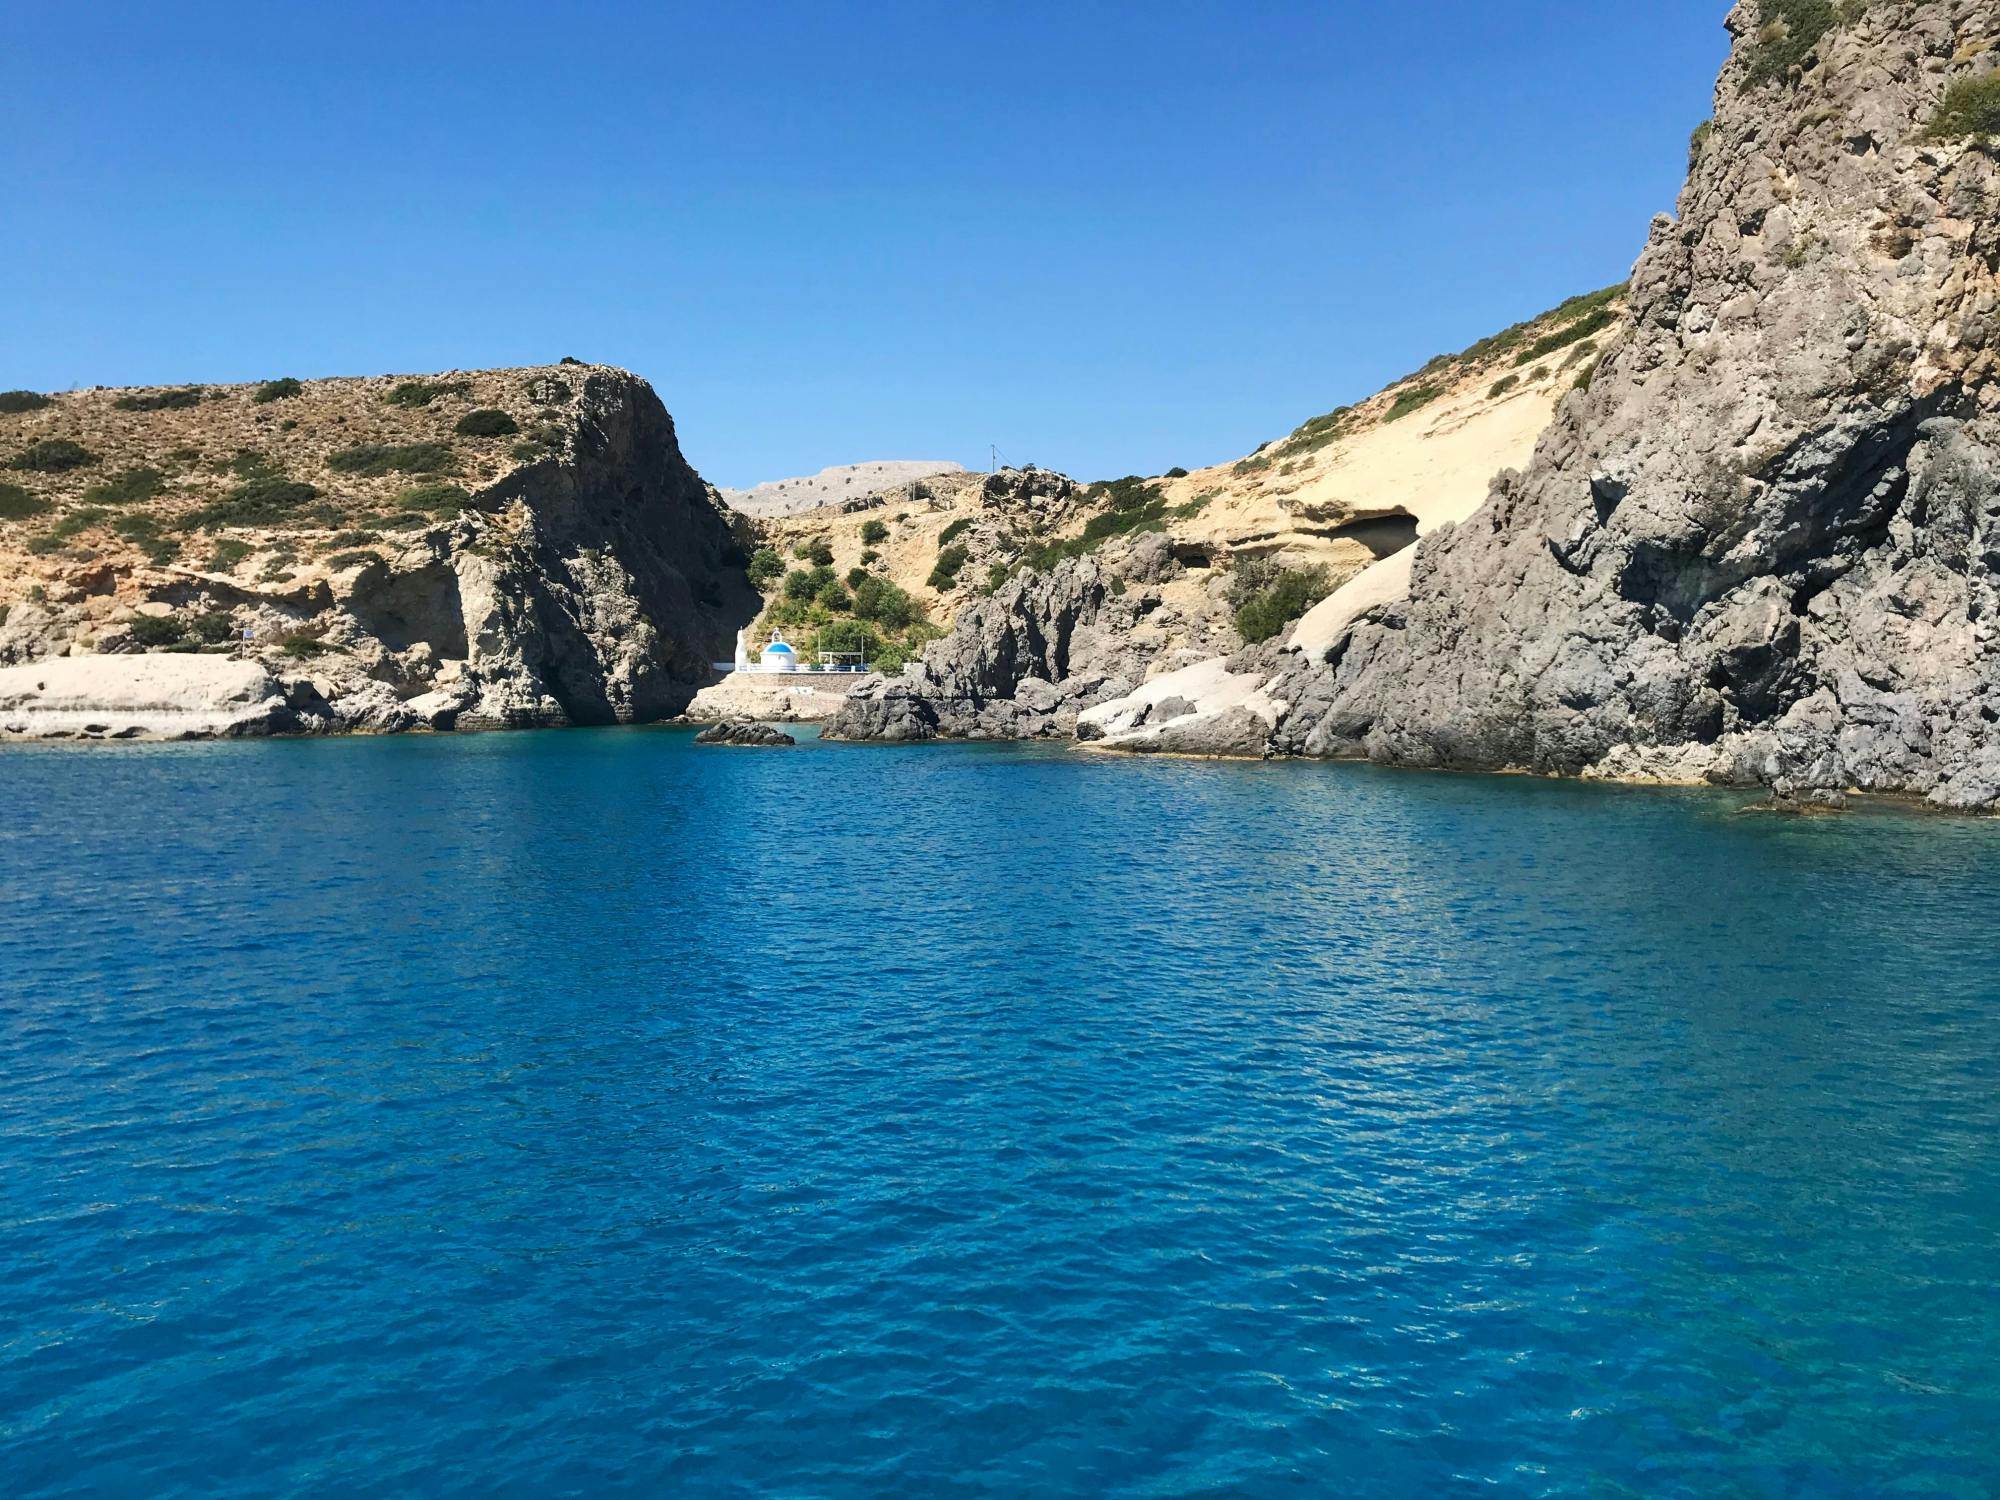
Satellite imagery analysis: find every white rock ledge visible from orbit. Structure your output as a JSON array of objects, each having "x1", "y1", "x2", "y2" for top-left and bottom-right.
[{"x1": 0, "y1": 656, "x2": 289, "y2": 741}]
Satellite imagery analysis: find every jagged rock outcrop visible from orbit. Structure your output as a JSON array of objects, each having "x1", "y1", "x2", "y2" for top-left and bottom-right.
[
  {"x1": 1264, "y1": 1, "x2": 2000, "y2": 807},
  {"x1": 825, "y1": 554, "x2": 1202, "y2": 740},
  {"x1": 0, "y1": 365, "x2": 758, "y2": 738},
  {"x1": 694, "y1": 719, "x2": 796, "y2": 745}
]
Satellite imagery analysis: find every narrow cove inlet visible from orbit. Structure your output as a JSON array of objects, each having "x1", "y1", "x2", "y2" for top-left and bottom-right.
[{"x1": 4, "y1": 730, "x2": 1996, "y2": 1496}]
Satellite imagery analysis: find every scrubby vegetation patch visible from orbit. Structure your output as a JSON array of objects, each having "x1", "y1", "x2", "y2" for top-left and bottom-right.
[
  {"x1": 113, "y1": 387, "x2": 207, "y2": 412},
  {"x1": 84, "y1": 467, "x2": 166, "y2": 505},
  {"x1": 0, "y1": 481, "x2": 48, "y2": 520},
  {"x1": 253, "y1": 378, "x2": 304, "y2": 404},
  {"x1": 1925, "y1": 77, "x2": 2000, "y2": 142},
  {"x1": 9, "y1": 439, "x2": 96, "y2": 472},
  {"x1": 328, "y1": 442, "x2": 456, "y2": 477},
  {"x1": 0, "y1": 391, "x2": 51, "y2": 414},
  {"x1": 455, "y1": 408, "x2": 519, "y2": 438},
  {"x1": 1384, "y1": 386, "x2": 1444, "y2": 422},
  {"x1": 1230, "y1": 559, "x2": 1333, "y2": 644},
  {"x1": 383, "y1": 379, "x2": 471, "y2": 409}
]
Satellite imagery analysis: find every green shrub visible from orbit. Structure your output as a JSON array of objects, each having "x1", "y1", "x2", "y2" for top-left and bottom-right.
[
  {"x1": 1514, "y1": 307, "x2": 1618, "y2": 367},
  {"x1": 860, "y1": 518, "x2": 889, "y2": 544},
  {"x1": 190, "y1": 611, "x2": 237, "y2": 644},
  {"x1": 1573, "y1": 360, "x2": 1600, "y2": 394},
  {"x1": 816, "y1": 575, "x2": 851, "y2": 611},
  {"x1": 127, "y1": 614, "x2": 187, "y2": 648},
  {"x1": 227, "y1": 448, "x2": 280, "y2": 479},
  {"x1": 276, "y1": 628, "x2": 328, "y2": 659},
  {"x1": 816, "y1": 618, "x2": 882, "y2": 658},
  {"x1": 328, "y1": 442, "x2": 456, "y2": 477},
  {"x1": 1165, "y1": 466, "x2": 1189, "y2": 478},
  {"x1": 1232, "y1": 563, "x2": 1332, "y2": 644},
  {"x1": 9, "y1": 438, "x2": 96, "y2": 472},
  {"x1": 933, "y1": 543, "x2": 970, "y2": 578},
  {"x1": 395, "y1": 481, "x2": 471, "y2": 515},
  {"x1": 455, "y1": 408, "x2": 519, "y2": 438},
  {"x1": 510, "y1": 441, "x2": 545, "y2": 462},
  {"x1": 84, "y1": 466, "x2": 166, "y2": 505},
  {"x1": 326, "y1": 549, "x2": 383, "y2": 569},
  {"x1": 858, "y1": 548, "x2": 880, "y2": 565},
  {"x1": 748, "y1": 546, "x2": 785, "y2": 584},
  {"x1": 1925, "y1": 76, "x2": 2000, "y2": 142},
  {"x1": 114, "y1": 514, "x2": 178, "y2": 564},
  {"x1": 783, "y1": 568, "x2": 821, "y2": 602},
  {"x1": 1386, "y1": 385, "x2": 1445, "y2": 421},
  {"x1": 868, "y1": 627, "x2": 943, "y2": 675},
  {"x1": 846, "y1": 565, "x2": 870, "y2": 588},
  {"x1": 1488, "y1": 374, "x2": 1521, "y2": 400},
  {"x1": 253, "y1": 377, "x2": 304, "y2": 403},
  {"x1": 205, "y1": 538, "x2": 253, "y2": 571},
  {"x1": 186, "y1": 477, "x2": 322, "y2": 529},
  {"x1": 25, "y1": 534, "x2": 67, "y2": 555},
  {"x1": 794, "y1": 539, "x2": 833, "y2": 567},
  {"x1": 1746, "y1": 0, "x2": 1839, "y2": 85},
  {"x1": 1689, "y1": 120, "x2": 1714, "y2": 172},
  {"x1": 383, "y1": 379, "x2": 470, "y2": 408},
  {"x1": 0, "y1": 390, "x2": 51, "y2": 414},
  {"x1": 852, "y1": 575, "x2": 924, "y2": 628},
  {"x1": 937, "y1": 517, "x2": 972, "y2": 546},
  {"x1": 113, "y1": 387, "x2": 206, "y2": 412},
  {"x1": 0, "y1": 481, "x2": 47, "y2": 520}
]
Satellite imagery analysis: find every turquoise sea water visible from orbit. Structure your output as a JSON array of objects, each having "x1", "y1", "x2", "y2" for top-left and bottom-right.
[{"x1": 3, "y1": 728, "x2": 1998, "y2": 1498}]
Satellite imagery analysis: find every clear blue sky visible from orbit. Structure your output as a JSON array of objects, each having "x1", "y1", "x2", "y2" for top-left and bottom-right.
[{"x1": 3, "y1": 1, "x2": 1729, "y2": 489}]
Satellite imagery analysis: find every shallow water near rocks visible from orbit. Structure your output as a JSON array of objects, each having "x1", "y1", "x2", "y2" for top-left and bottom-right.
[{"x1": 4, "y1": 728, "x2": 1998, "y2": 1497}]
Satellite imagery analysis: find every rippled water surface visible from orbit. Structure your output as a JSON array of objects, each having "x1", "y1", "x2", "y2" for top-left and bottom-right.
[{"x1": 4, "y1": 729, "x2": 1999, "y2": 1497}]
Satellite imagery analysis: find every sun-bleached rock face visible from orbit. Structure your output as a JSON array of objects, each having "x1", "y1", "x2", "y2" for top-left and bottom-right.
[
  {"x1": 1275, "y1": 0, "x2": 2000, "y2": 807},
  {"x1": 0, "y1": 656, "x2": 291, "y2": 739}
]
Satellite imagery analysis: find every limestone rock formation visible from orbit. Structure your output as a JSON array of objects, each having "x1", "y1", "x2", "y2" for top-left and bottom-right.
[
  {"x1": 0, "y1": 365, "x2": 758, "y2": 738},
  {"x1": 1276, "y1": 0, "x2": 2000, "y2": 807},
  {"x1": 0, "y1": 655, "x2": 294, "y2": 740}
]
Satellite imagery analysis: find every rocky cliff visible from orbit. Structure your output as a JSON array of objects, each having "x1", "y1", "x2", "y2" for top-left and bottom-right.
[
  {"x1": 824, "y1": 538, "x2": 1223, "y2": 741},
  {"x1": 1274, "y1": 0, "x2": 2000, "y2": 807},
  {"x1": 0, "y1": 364, "x2": 757, "y2": 737},
  {"x1": 822, "y1": 288, "x2": 1628, "y2": 744}
]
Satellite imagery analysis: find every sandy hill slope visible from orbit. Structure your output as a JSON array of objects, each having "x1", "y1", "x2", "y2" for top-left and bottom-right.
[
  {"x1": 720, "y1": 460, "x2": 966, "y2": 518},
  {"x1": 752, "y1": 288, "x2": 1624, "y2": 636},
  {"x1": 1154, "y1": 285, "x2": 1626, "y2": 576},
  {"x1": 0, "y1": 364, "x2": 756, "y2": 736}
]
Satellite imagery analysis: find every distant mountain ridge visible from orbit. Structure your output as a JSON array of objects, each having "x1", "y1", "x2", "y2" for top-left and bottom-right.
[{"x1": 720, "y1": 460, "x2": 965, "y2": 518}]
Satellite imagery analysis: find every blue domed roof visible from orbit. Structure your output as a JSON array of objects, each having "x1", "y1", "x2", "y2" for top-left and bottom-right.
[{"x1": 763, "y1": 642, "x2": 796, "y2": 654}]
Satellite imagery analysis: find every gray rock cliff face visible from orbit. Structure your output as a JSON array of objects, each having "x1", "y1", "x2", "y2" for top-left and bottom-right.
[
  {"x1": 434, "y1": 372, "x2": 757, "y2": 728},
  {"x1": 824, "y1": 556, "x2": 1159, "y2": 741},
  {"x1": 1276, "y1": 1, "x2": 2000, "y2": 807}
]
